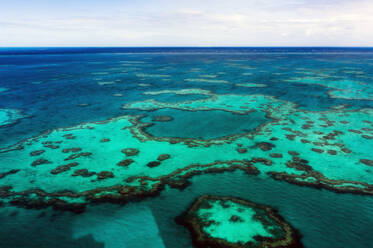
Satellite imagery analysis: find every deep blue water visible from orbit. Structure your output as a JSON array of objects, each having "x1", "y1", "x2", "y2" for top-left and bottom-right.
[
  {"x1": 1, "y1": 47, "x2": 373, "y2": 248},
  {"x1": 1, "y1": 48, "x2": 373, "y2": 148}
]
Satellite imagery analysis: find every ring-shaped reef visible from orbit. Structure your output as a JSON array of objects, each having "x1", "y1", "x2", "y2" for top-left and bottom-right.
[
  {"x1": 176, "y1": 195, "x2": 303, "y2": 248},
  {"x1": 139, "y1": 108, "x2": 270, "y2": 140}
]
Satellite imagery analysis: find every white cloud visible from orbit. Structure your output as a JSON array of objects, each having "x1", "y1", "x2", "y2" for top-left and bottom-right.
[{"x1": 0, "y1": 0, "x2": 372, "y2": 46}]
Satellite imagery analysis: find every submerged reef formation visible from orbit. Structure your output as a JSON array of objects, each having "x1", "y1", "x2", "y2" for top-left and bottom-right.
[
  {"x1": 0, "y1": 109, "x2": 26, "y2": 128},
  {"x1": 151, "y1": 115, "x2": 174, "y2": 122},
  {"x1": 0, "y1": 87, "x2": 9, "y2": 93},
  {"x1": 286, "y1": 77, "x2": 373, "y2": 100},
  {"x1": 176, "y1": 195, "x2": 302, "y2": 248},
  {"x1": 0, "y1": 90, "x2": 372, "y2": 213},
  {"x1": 184, "y1": 78, "x2": 231, "y2": 84},
  {"x1": 143, "y1": 88, "x2": 212, "y2": 96},
  {"x1": 235, "y1": 83, "x2": 267, "y2": 88}
]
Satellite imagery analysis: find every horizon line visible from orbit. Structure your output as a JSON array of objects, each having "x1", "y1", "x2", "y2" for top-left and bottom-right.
[{"x1": 1, "y1": 46, "x2": 373, "y2": 48}]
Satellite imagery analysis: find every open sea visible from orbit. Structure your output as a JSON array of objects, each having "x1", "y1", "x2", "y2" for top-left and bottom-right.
[{"x1": 0, "y1": 47, "x2": 372, "y2": 248}]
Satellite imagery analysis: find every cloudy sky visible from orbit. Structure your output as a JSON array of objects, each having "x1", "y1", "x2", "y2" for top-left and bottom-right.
[{"x1": 1, "y1": 0, "x2": 372, "y2": 46}]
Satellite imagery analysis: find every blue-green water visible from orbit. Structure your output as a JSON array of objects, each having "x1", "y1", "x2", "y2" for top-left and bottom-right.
[
  {"x1": 0, "y1": 47, "x2": 373, "y2": 247},
  {"x1": 142, "y1": 109, "x2": 268, "y2": 139},
  {"x1": 1, "y1": 171, "x2": 372, "y2": 247}
]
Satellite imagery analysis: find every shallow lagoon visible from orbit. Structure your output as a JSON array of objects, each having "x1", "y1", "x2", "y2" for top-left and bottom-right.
[{"x1": 141, "y1": 109, "x2": 268, "y2": 139}]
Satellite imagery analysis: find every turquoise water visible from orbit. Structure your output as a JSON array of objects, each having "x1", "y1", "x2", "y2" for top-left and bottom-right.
[{"x1": 0, "y1": 48, "x2": 373, "y2": 247}]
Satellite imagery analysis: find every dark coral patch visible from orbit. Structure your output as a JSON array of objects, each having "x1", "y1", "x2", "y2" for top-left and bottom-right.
[
  {"x1": 288, "y1": 151, "x2": 299, "y2": 156},
  {"x1": 50, "y1": 162, "x2": 79, "y2": 175},
  {"x1": 62, "y1": 148, "x2": 82, "y2": 153},
  {"x1": 117, "y1": 159, "x2": 134, "y2": 167},
  {"x1": 251, "y1": 157, "x2": 272, "y2": 166},
  {"x1": 63, "y1": 134, "x2": 77, "y2": 140},
  {"x1": 97, "y1": 171, "x2": 115, "y2": 180},
  {"x1": 362, "y1": 127, "x2": 373, "y2": 131},
  {"x1": 348, "y1": 129, "x2": 362, "y2": 134},
  {"x1": 147, "y1": 161, "x2": 161, "y2": 168},
  {"x1": 301, "y1": 124, "x2": 312, "y2": 129},
  {"x1": 341, "y1": 148, "x2": 352, "y2": 154},
  {"x1": 157, "y1": 154, "x2": 171, "y2": 161},
  {"x1": 43, "y1": 144, "x2": 59, "y2": 149},
  {"x1": 31, "y1": 159, "x2": 52, "y2": 167},
  {"x1": 151, "y1": 115, "x2": 174, "y2": 122},
  {"x1": 360, "y1": 159, "x2": 373, "y2": 166},
  {"x1": 229, "y1": 215, "x2": 244, "y2": 223},
  {"x1": 236, "y1": 148, "x2": 247, "y2": 154},
  {"x1": 64, "y1": 152, "x2": 92, "y2": 161},
  {"x1": 362, "y1": 135, "x2": 373, "y2": 140},
  {"x1": 269, "y1": 153, "x2": 283, "y2": 158},
  {"x1": 121, "y1": 148, "x2": 139, "y2": 156},
  {"x1": 311, "y1": 148, "x2": 324, "y2": 153},
  {"x1": 257, "y1": 142, "x2": 275, "y2": 151},
  {"x1": 0, "y1": 169, "x2": 20, "y2": 179},
  {"x1": 327, "y1": 150, "x2": 337, "y2": 155},
  {"x1": 72, "y1": 169, "x2": 95, "y2": 177},
  {"x1": 30, "y1": 150, "x2": 45, "y2": 156},
  {"x1": 9, "y1": 196, "x2": 86, "y2": 214},
  {"x1": 321, "y1": 131, "x2": 343, "y2": 140}
]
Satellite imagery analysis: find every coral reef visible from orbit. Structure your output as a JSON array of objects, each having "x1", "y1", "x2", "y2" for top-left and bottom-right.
[
  {"x1": 0, "y1": 108, "x2": 26, "y2": 128},
  {"x1": 157, "y1": 154, "x2": 171, "y2": 161},
  {"x1": 50, "y1": 162, "x2": 79, "y2": 175},
  {"x1": 121, "y1": 148, "x2": 139, "y2": 156},
  {"x1": 176, "y1": 195, "x2": 303, "y2": 248},
  {"x1": 117, "y1": 159, "x2": 134, "y2": 167},
  {"x1": 0, "y1": 92, "x2": 372, "y2": 213}
]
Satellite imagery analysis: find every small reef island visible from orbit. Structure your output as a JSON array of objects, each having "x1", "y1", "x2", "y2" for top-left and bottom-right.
[{"x1": 176, "y1": 195, "x2": 302, "y2": 248}]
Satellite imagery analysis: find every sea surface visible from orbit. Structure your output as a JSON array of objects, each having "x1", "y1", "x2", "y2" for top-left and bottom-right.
[{"x1": 0, "y1": 47, "x2": 373, "y2": 248}]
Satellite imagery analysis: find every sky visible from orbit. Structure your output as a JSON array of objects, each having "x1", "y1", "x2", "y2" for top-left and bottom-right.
[{"x1": 1, "y1": 0, "x2": 373, "y2": 47}]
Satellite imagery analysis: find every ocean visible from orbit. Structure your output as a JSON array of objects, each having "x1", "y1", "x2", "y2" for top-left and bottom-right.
[{"x1": 0, "y1": 47, "x2": 372, "y2": 247}]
